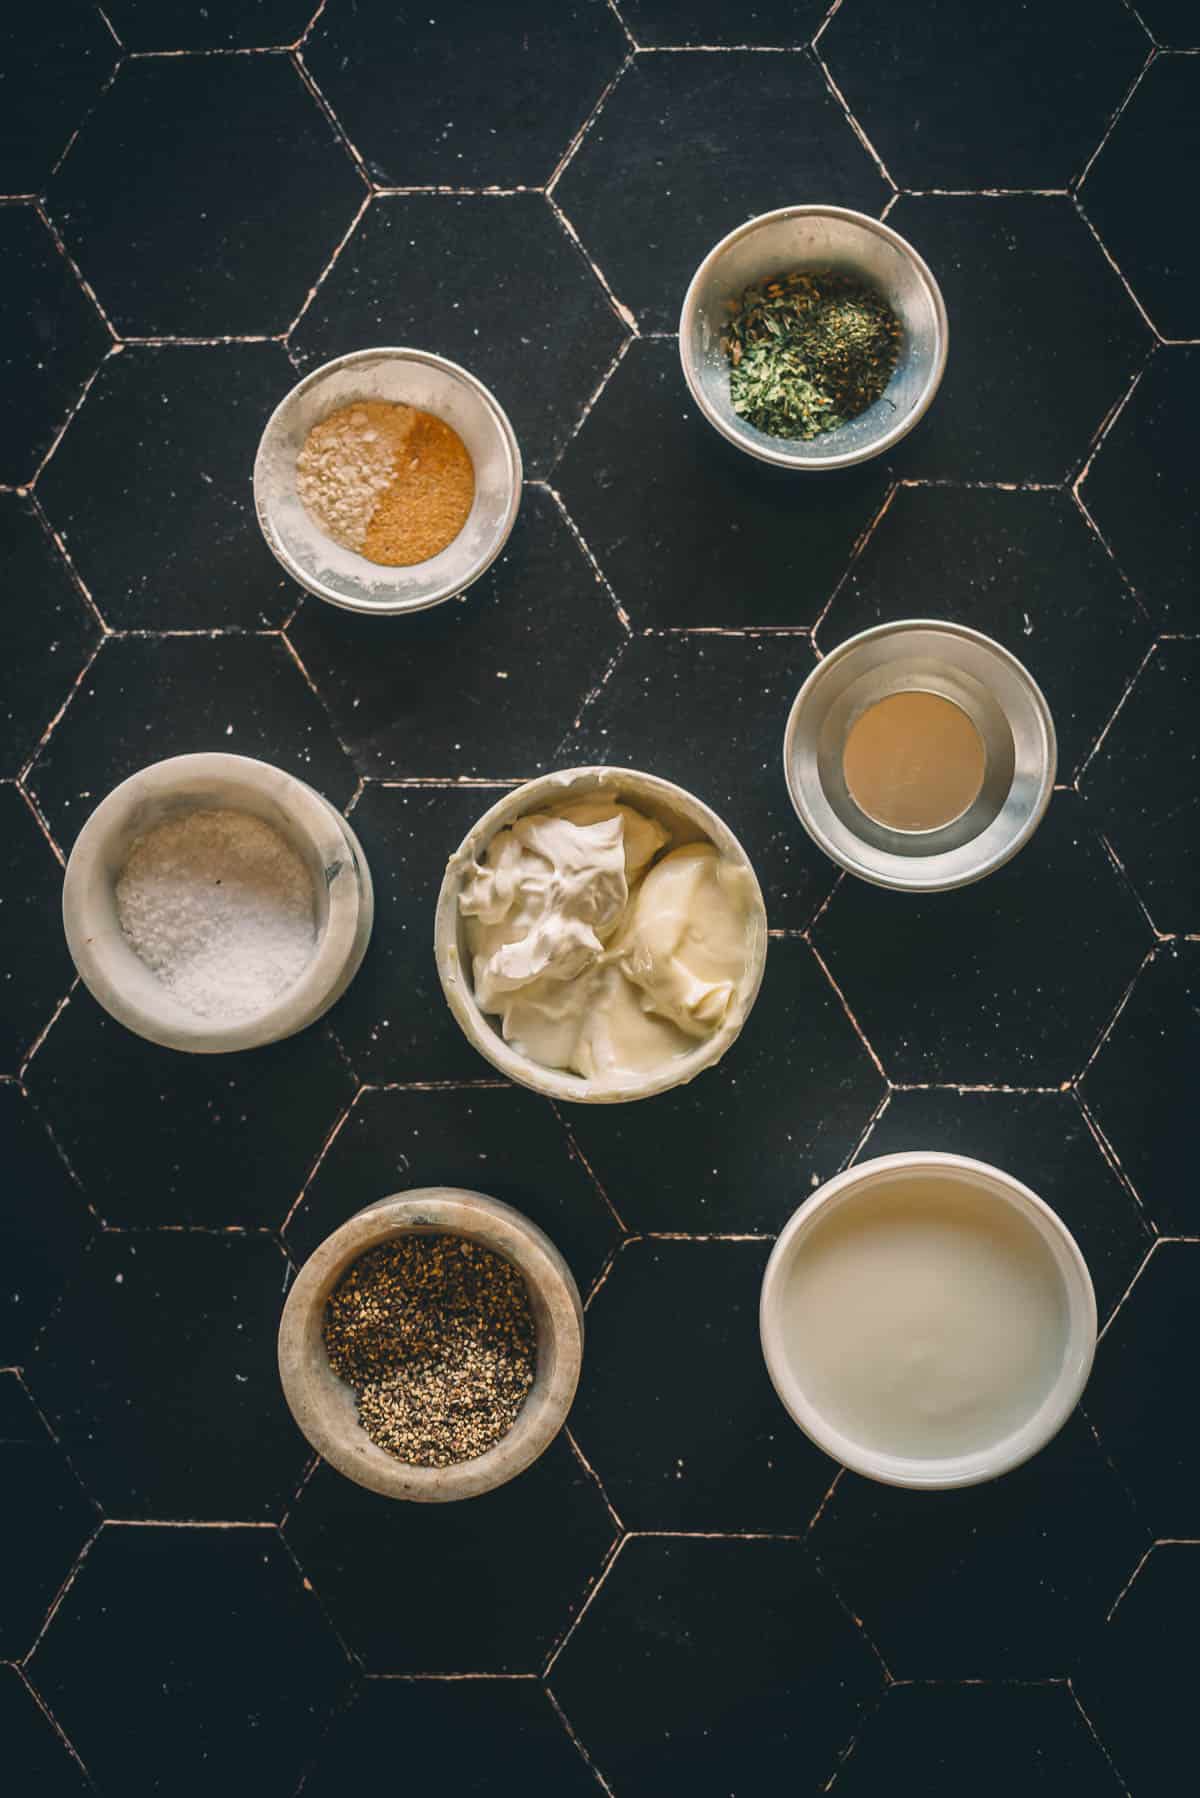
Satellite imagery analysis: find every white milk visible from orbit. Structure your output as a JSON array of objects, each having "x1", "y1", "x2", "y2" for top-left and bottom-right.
[{"x1": 778, "y1": 1176, "x2": 1069, "y2": 1461}]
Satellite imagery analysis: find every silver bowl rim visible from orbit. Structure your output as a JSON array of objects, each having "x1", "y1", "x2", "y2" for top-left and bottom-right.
[
  {"x1": 783, "y1": 619, "x2": 1057, "y2": 892},
  {"x1": 679, "y1": 205, "x2": 950, "y2": 471},
  {"x1": 252, "y1": 345, "x2": 524, "y2": 616}
]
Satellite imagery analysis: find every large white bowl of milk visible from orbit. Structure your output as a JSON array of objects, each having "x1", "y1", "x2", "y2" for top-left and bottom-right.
[{"x1": 760, "y1": 1153, "x2": 1096, "y2": 1489}]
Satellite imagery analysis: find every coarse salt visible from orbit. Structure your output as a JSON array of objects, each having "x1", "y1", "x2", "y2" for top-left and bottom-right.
[{"x1": 115, "y1": 808, "x2": 318, "y2": 1020}]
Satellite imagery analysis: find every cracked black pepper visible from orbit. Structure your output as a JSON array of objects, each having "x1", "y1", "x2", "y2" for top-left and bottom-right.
[
  {"x1": 323, "y1": 1234, "x2": 536, "y2": 1467},
  {"x1": 724, "y1": 269, "x2": 902, "y2": 441}
]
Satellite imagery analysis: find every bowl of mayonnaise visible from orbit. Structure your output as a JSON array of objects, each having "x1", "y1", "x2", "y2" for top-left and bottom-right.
[{"x1": 434, "y1": 767, "x2": 769, "y2": 1104}]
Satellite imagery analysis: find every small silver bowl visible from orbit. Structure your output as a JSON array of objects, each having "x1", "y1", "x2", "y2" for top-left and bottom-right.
[
  {"x1": 784, "y1": 621, "x2": 1056, "y2": 892},
  {"x1": 253, "y1": 347, "x2": 522, "y2": 615},
  {"x1": 680, "y1": 206, "x2": 948, "y2": 470}
]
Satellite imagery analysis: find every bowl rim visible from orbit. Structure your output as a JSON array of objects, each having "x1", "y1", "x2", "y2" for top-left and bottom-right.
[
  {"x1": 759, "y1": 1151, "x2": 1098, "y2": 1490},
  {"x1": 252, "y1": 345, "x2": 523, "y2": 615},
  {"x1": 62, "y1": 751, "x2": 371, "y2": 1053},
  {"x1": 783, "y1": 619, "x2": 1057, "y2": 892},
  {"x1": 277, "y1": 1188, "x2": 584, "y2": 1501},
  {"x1": 433, "y1": 765, "x2": 770, "y2": 1105},
  {"x1": 679, "y1": 204, "x2": 950, "y2": 470}
]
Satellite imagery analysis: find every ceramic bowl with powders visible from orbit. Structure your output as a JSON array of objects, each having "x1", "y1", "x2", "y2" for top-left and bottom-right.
[
  {"x1": 62, "y1": 752, "x2": 373, "y2": 1053},
  {"x1": 784, "y1": 620, "x2": 1056, "y2": 892},
  {"x1": 253, "y1": 347, "x2": 522, "y2": 615},
  {"x1": 434, "y1": 767, "x2": 769, "y2": 1105},
  {"x1": 760, "y1": 1152, "x2": 1096, "y2": 1490}
]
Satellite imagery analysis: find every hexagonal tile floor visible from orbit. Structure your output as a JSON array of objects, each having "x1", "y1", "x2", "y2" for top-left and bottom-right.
[{"x1": 1, "y1": 5, "x2": 1191, "y2": 1794}]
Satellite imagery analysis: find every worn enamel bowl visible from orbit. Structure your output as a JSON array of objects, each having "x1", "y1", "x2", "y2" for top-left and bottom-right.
[
  {"x1": 680, "y1": 205, "x2": 948, "y2": 469},
  {"x1": 434, "y1": 766, "x2": 769, "y2": 1104},
  {"x1": 61, "y1": 752, "x2": 373, "y2": 1053},
  {"x1": 253, "y1": 346, "x2": 522, "y2": 614},
  {"x1": 278, "y1": 1188, "x2": 583, "y2": 1502}
]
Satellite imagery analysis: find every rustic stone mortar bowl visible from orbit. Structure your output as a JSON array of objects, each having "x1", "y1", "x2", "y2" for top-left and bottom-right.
[
  {"x1": 680, "y1": 204, "x2": 948, "y2": 469},
  {"x1": 278, "y1": 1189, "x2": 584, "y2": 1502},
  {"x1": 61, "y1": 752, "x2": 373, "y2": 1053},
  {"x1": 253, "y1": 345, "x2": 522, "y2": 615},
  {"x1": 434, "y1": 766, "x2": 770, "y2": 1104}
]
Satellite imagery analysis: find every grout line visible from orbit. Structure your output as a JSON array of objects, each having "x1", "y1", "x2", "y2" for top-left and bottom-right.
[
  {"x1": 367, "y1": 1670, "x2": 539, "y2": 1681},
  {"x1": 551, "y1": 1101, "x2": 629, "y2": 1232},
  {"x1": 813, "y1": 0, "x2": 847, "y2": 51},
  {"x1": 1068, "y1": 1679, "x2": 1135, "y2": 1798},
  {"x1": 95, "y1": 4, "x2": 122, "y2": 49},
  {"x1": 565, "y1": 1427, "x2": 624, "y2": 1536},
  {"x1": 15, "y1": 773, "x2": 69, "y2": 868},
  {"x1": 813, "y1": 1545, "x2": 894, "y2": 1683},
  {"x1": 541, "y1": 482, "x2": 631, "y2": 633},
  {"x1": 542, "y1": 1533, "x2": 627, "y2": 1679},
  {"x1": 584, "y1": 1238, "x2": 624, "y2": 1311},
  {"x1": 29, "y1": 345, "x2": 117, "y2": 489},
  {"x1": 291, "y1": 48, "x2": 372, "y2": 185},
  {"x1": 27, "y1": 492, "x2": 112, "y2": 635},
  {"x1": 32, "y1": 204, "x2": 117, "y2": 345},
  {"x1": 813, "y1": 51, "x2": 897, "y2": 193},
  {"x1": 806, "y1": 1468, "x2": 843, "y2": 1534},
  {"x1": 1075, "y1": 44, "x2": 1157, "y2": 191},
  {"x1": 276, "y1": 1525, "x2": 362, "y2": 1674},
  {"x1": 806, "y1": 870, "x2": 845, "y2": 935},
  {"x1": 1073, "y1": 196, "x2": 1161, "y2": 342},
  {"x1": 18, "y1": 985, "x2": 76, "y2": 1081},
  {"x1": 1095, "y1": 1237, "x2": 1158, "y2": 1346},
  {"x1": 21, "y1": 1522, "x2": 103, "y2": 1666},
  {"x1": 1075, "y1": 939, "x2": 1158, "y2": 1084},
  {"x1": 1072, "y1": 352, "x2": 1149, "y2": 494},
  {"x1": 820, "y1": 1689, "x2": 888, "y2": 1794},
  {"x1": 1103, "y1": 1540, "x2": 1156, "y2": 1623},
  {"x1": 48, "y1": 51, "x2": 123, "y2": 185},
  {"x1": 277, "y1": 625, "x2": 354, "y2": 763},
  {"x1": 845, "y1": 1086, "x2": 892, "y2": 1167},
  {"x1": 297, "y1": 0, "x2": 329, "y2": 48},
  {"x1": 641, "y1": 1231, "x2": 773, "y2": 1242},
  {"x1": 543, "y1": 332, "x2": 633, "y2": 479},
  {"x1": 544, "y1": 1685, "x2": 617, "y2": 1795},
  {"x1": 812, "y1": 480, "x2": 898, "y2": 648},
  {"x1": 1073, "y1": 1086, "x2": 1156, "y2": 1231},
  {"x1": 547, "y1": 51, "x2": 635, "y2": 194},
  {"x1": 1097, "y1": 831, "x2": 1163, "y2": 941},
  {"x1": 552, "y1": 634, "x2": 632, "y2": 759},
  {"x1": 806, "y1": 939, "x2": 889, "y2": 1082},
  {"x1": 285, "y1": 186, "x2": 372, "y2": 342},
  {"x1": 279, "y1": 1088, "x2": 362, "y2": 1237},
  {"x1": 13, "y1": 1662, "x2": 95, "y2": 1788},
  {"x1": 604, "y1": 0, "x2": 636, "y2": 50},
  {"x1": 1075, "y1": 636, "x2": 1157, "y2": 786},
  {"x1": 546, "y1": 192, "x2": 638, "y2": 333}
]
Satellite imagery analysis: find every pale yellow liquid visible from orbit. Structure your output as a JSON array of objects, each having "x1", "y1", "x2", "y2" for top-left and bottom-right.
[
  {"x1": 779, "y1": 1178, "x2": 1069, "y2": 1461},
  {"x1": 843, "y1": 690, "x2": 986, "y2": 832}
]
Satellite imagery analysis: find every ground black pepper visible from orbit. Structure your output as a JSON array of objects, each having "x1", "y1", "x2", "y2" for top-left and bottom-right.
[{"x1": 323, "y1": 1234, "x2": 536, "y2": 1467}]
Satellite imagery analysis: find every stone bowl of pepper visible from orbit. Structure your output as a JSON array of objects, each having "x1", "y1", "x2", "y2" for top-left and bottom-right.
[
  {"x1": 680, "y1": 206, "x2": 948, "y2": 470},
  {"x1": 254, "y1": 347, "x2": 522, "y2": 614},
  {"x1": 277, "y1": 1188, "x2": 584, "y2": 1502}
]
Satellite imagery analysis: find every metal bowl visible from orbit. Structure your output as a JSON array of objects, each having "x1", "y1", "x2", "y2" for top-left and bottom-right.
[
  {"x1": 784, "y1": 621, "x2": 1056, "y2": 892},
  {"x1": 253, "y1": 347, "x2": 522, "y2": 615},
  {"x1": 680, "y1": 206, "x2": 948, "y2": 470}
]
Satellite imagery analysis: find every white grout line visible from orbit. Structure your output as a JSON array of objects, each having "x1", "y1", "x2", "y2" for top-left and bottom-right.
[
  {"x1": 811, "y1": 47, "x2": 896, "y2": 192},
  {"x1": 1073, "y1": 1085, "x2": 1156, "y2": 1230},
  {"x1": 1075, "y1": 636, "x2": 1157, "y2": 787},
  {"x1": 811, "y1": 480, "x2": 898, "y2": 648},
  {"x1": 551, "y1": 1100, "x2": 629, "y2": 1232},
  {"x1": 1068, "y1": 1679, "x2": 1135, "y2": 1797},
  {"x1": 1095, "y1": 1237, "x2": 1159, "y2": 1346},
  {"x1": 1073, "y1": 196, "x2": 1162, "y2": 341},
  {"x1": 540, "y1": 482, "x2": 632, "y2": 633},
  {"x1": 13, "y1": 1662, "x2": 95, "y2": 1787},
  {"x1": 1075, "y1": 43, "x2": 1157, "y2": 192},
  {"x1": 806, "y1": 938, "x2": 889, "y2": 1082},
  {"x1": 26, "y1": 492, "x2": 111, "y2": 634},
  {"x1": 17, "y1": 983, "x2": 76, "y2": 1080},
  {"x1": 544, "y1": 1685, "x2": 617, "y2": 1795},
  {"x1": 291, "y1": 48, "x2": 372, "y2": 185},
  {"x1": 285, "y1": 186, "x2": 373, "y2": 342},
  {"x1": 546, "y1": 51, "x2": 635, "y2": 194},
  {"x1": 604, "y1": 0, "x2": 637, "y2": 51},
  {"x1": 279, "y1": 1087, "x2": 362, "y2": 1238},
  {"x1": 546, "y1": 192, "x2": 638, "y2": 333},
  {"x1": 21, "y1": 1522, "x2": 103, "y2": 1665},
  {"x1": 541, "y1": 1533, "x2": 627, "y2": 1679},
  {"x1": 565, "y1": 1427, "x2": 625, "y2": 1537},
  {"x1": 48, "y1": 51, "x2": 124, "y2": 185},
  {"x1": 1076, "y1": 939, "x2": 1158, "y2": 1085},
  {"x1": 95, "y1": 4, "x2": 122, "y2": 50},
  {"x1": 542, "y1": 333, "x2": 634, "y2": 478}
]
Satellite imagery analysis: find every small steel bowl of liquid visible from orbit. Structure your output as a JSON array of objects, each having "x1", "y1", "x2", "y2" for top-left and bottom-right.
[
  {"x1": 680, "y1": 206, "x2": 948, "y2": 470},
  {"x1": 784, "y1": 621, "x2": 1056, "y2": 892}
]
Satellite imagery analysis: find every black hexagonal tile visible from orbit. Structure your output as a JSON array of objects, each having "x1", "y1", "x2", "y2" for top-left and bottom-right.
[
  {"x1": 573, "y1": 1239, "x2": 837, "y2": 1530},
  {"x1": 38, "y1": 343, "x2": 300, "y2": 630},
  {"x1": 813, "y1": 1413, "x2": 1146, "y2": 1679},
  {"x1": 305, "y1": 1, "x2": 626, "y2": 187},
  {"x1": 858, "y1": 1089, "x2": 1149, "y2": 1326},
  {"x1": 550, "y1": 1536, "x2": 882, "y2": 1795},
  {"x1": 884, "y1": 197, "x2": 1149, "y2": 483},
  {"x1": 291, "y1": 193, "x2": 626, "y2": 480},
  {"x1": 556, "y1": 51, "x2": 888, "y2": 333},
  {"x1": 27, "y1": 635, "x2": 358, "y2": 844},
  {"x1": 1075, "y1": 1544, "x2": 1197, "y2": 1796},
  {"x1": 45, "y1": 56, "x2": 363, "y2": 337},
  {"x1": 1082, "y1": 640, "x2": 1200, "y2": 934},
  {"x1": 821, "y1": 487, "x2": 1150, "y2": 780},
  {"x1": 556, "y1": 338, "x2": 893, "y2": 628},
  {"x1": 321, "y1": 784, "x2": 515, "y2": 1086},
  {"x1": 27, "y1": 1524, "x2": 351, "y2": 1798},
  {"x1": 560, "y1": 630, "x2": 835, "y2": 928},
  {"x1": 285, "y1": 1440, "x2": 616, "y2": 1672},
  {"x1": 26, "y1": 995, "x2": 354, "y2": 1228},
  {"x1": 284, "y1": 1083, "x2": 617, "y2": 1293},
  {"x1": 286, "y1": 487, "x2": 625, "y2": 776},
  {"x1": 0, "y1": 1373, "x2": 95, "y2": 1659},
  {"x1": 1084, "y1": 1244, "x2": 1199, "y2": 1536},
  {"x1": 0, "y1": 495, "x2": 98, "y2": 779},
  {"x1": 0, "y1": 1666, "x2": 89, "y2": 1797},
  {"x1": 27, "y1": 1233, "x2": 308, "y2": 1520},
  {"x1": 821, "y1": 0, "x2": 1146, "y2": 191},
  {"x1": 0, "y1": 787, "x2": 74, "y2": 1074},
  {"x1": 1080, "y1": 347, "x2": 1198, "y2": 631},
  {"x1": 619, "y1": 0, "x2": 827, "y2": 45},
  {"x1": 1082, "y1": 943, "x2": 1195, "y2": 1236},
  {"x1": 105, "y1": 1, "x2": 314, "y2": 51},
  {"x1": 829, "y1": 1681, "x2": 1125, "y2": 1797},
  {"x1": 1082, "y1": 55, "x2": 1199, "y2": 342},
  {"x1": 0, "y1": 7, "x2": 115, "y2": 197},
  {"x1": 0, "y1": 1081, "x2": 92, "y2": 1364},
  {"x1": 1136, "y1": 0, "x2": 1200, "y2": 45},
  {"x1": 567, "y1": 938, "x2": 883, "y2": 1233},
  {"x1": 0, "y1": 206, "x2": 108, "y2": 487},
  {"x1": 812, "y1": 796, "x2": 1151, "y2": 1086},
  {"x1": 302, "y1": 1677, "x2": 598, "y2": 1796}
]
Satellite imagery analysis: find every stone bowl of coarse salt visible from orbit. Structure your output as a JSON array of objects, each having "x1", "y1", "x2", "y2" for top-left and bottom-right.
[
  {"x1": 253, "y1": 347, "x2": 522, "y2": 616},
  {"x1": 62, "y1": 753, "x2": 373, "y2": 1053}
]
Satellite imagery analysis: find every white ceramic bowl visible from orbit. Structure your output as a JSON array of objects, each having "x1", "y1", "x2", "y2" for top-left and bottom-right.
[
  {"x1": 278, "y1": 1188, "x2": 583, "y2": 1502},
  {"x1": 759, "y1": 1152, "x2": 1097, "y2": 1490},
  {"x1": 62, "y1": 752, "x2": 373, "y2": 1053},
  {"x1": 434, "y1": 766, "x2": 769, "y2": 1105},
  {"x1": 253, "y1": 347, "x2": 522, "y2": 614}
]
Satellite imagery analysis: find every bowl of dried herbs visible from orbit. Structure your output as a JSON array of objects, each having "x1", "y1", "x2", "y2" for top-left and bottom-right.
[{"x1": 680, "y1": 206, "x2": 948, "y2": 469}]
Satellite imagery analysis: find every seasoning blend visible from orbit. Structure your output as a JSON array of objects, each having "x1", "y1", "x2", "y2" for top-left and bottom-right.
[
  {"x1": 324, "y1": 1234, "x2": 536, "y2": 1468},
  {"x1": 296, "y1": 399, "x2": 475, "y2": 566}
]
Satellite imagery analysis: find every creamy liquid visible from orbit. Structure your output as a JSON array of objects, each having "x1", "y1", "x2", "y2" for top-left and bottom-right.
[
  {"x1": 842, "y1": 690, "x2": 986, "y2": 832},
  {"x1": 778, "y1": 1177, "x2": 1069, "y2": 1461}
]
